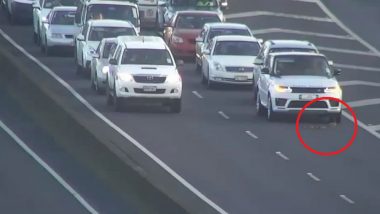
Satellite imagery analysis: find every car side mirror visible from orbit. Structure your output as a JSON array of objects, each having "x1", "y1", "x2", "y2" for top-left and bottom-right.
[
  {"x1": 203, "y1": 49, "x2": 210, "y2": 55},
  {"x1": 176, "y1": 59, "x2": 184, "y2": 67},
  {"x1": 333, "y1": 68, "x2": 342, "y2": 76},
  {"x1": 195, "y1": 37, "x2": 203, "y2": 43},
  {"x1": 257, "y1": 38, "x2": 264, "y2": 44},
  {"x1": 254, "y1": 58, "x2": 264, "y2": 65},
  {"x1": 76, "y1": 34, "x2": 84, "y2": 41},
  {"x1": 32, "y1": 3, "x2": 40, "y2": 9},
  {"x1": 261, "y1": 67, "x2": 270, "y2": 74},
  {"x1": 328, "y1": 60, "x2": 334, "y2": 66},
  {"x1": 220, "y1": 0, "x2": 228, "y2": 10},
  {"x1": 109, "y1": 58, "x2": 117, "y2": 65}
]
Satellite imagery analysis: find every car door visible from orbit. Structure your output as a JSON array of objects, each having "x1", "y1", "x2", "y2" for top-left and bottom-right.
[
  {"x1": 258, "y1": 55, "x2": 272, "y2": 106},
  {"x1": 33, "y1": 0, "x2": 43, "y2": 35},
  {"x1": 195, "y1": 26, "x2": 207, "y2": 63},
  {"x1": 76, "y1": 23, "x2": 89, "y2": 66},
  {"x1": 201, "y1": 40, "x2": 214, "y2": 77},
  {"x1": 109, "y1": 46, "x2": 122, "y2": 90}
]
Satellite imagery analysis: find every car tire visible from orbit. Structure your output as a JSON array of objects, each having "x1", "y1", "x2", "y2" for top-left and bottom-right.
[
  {"x1": 170, "y1": 99, "x2": 181, "y2": 113},
  {"x1": 113, "y1": 84, "x2": 122, "y2": 112},
  {"x1": 36, "y1": 26, "x2": 41, "y2": 46},
  {"x1": 45, "y1": 38, "x2": 51, "y2": 56},
  {"x1": 106, "y1": 79, "x2": 113, "y2": 106},
  {"x1": 329, "y1": 112, "x2": 341, "y2": 124},
  {"x1": 256, "y1": 92, "x2": 265, "y2": 116},
  {"x1": 33, "y1": 32, "x2": 38, "y2": 44},
  {"x1": 206, "y1": 68, "x2": 215, "y2": 89},
  {"x1": 267, "y1": 95, "x2": 277, "y2": 121},
  {"x1": 201, "y1": 71, "x2": 207, "y2": 85},
  {"x1": 90, "y1": 71, "x2": 96, "y2": 90},
  {"x1": 94, "y1": 72, "x2": 102, "y2": 94},
  {"x1": 196, "y1": 62, "x2": 201, "y2": 72}
]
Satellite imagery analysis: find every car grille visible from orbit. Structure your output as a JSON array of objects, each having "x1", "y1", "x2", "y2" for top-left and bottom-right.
[
  {"x1": 288, "y1": 101, "x2": 328, "y2": 108},
  {"x1": 188, "y1": 38, "x2": 195, "y2": 44},
  {"x1": 225, "y1": 66, "x2": 254, "y2": 72},
  {"x1": 65, "y1": 35, "x2": 74, "y2": 39},
  {"x1": 291, "y1": 87, "x2": 325, "y2": 93},
  {"x1": 134, "y1": 88, "x2": 165, "y2": 94},
  {"x1": 133, "y1": 75, "x2": 166, "y2": 83}
]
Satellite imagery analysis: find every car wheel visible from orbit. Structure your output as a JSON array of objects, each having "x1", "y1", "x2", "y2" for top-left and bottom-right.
[
  {"x1": 76, "y1": 64, "x2": 83, "y2": 76},
  {"x1": 206, "y1": 68, "x2": 215, "y2": 89},
  {"x1": 113, "y1": 83, "x2": 122, "y2": 112},
  {"x1": 106, "y1": 79, "x2": 113, "y2": 106},
  {"x1": 33, "y1": 32, "x2": 38, "y2": 44},
  {"x1": 45, "y1": 38, "x2": 51, "y2": 56},
  {"x1": 36, "y1": 26, "x2": 41, "y2": 46},
  {"x1": 90, "y1": 71, "x2": 95, "y2": 90},
  {"x1": 267, "y1": 95, "x2": 277, "y2": 121},
  {"x1": 196, "y1": 62, "x2": 201, "y2": 72},
  {"x1": 256, "y1": 91, "x2": 265, "y2": 116},
  {"x1": 329, "y1": 112, "x2": 341, "y2": 124},
  {"x1": 201, "y1": 70, "x2": 207, "y2": 85},
  {"x1": 94, "y1": 72, "x2": 102, "y2": 94},
  {"x1": 170, "y1": 99, "x2": 181, "y2": 113}
]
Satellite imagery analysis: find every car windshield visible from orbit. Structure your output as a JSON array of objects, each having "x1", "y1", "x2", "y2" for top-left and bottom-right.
[
  {"x1": 88, "y1": 27, "x2": 136, "y2": 41},
  {"x1": 43, "y1": 0, "x2": 76, "y2": 8},
  {"x1": 102, "y1": 42, "x2": 116, "y2": 58},
  {"x1": 274, "y1": 55, "x2": 332, "y2": 77},
  {"x1": 86, "y1": 4, "x2": 139, "y2": 27},
  {"x1": 213, "y1": 41, "x2": 260, "y2": 56},
  {"x1": 50, "y1": 11, "x2": 75, "y2": 25},
  {"x1": 208, "y1": 28, "x2": 251, "y2": 41},
  {"x1": 121, "y1": 49, "x2": 174, "y2": 65},
  {"x1": 171, "y1": 0, "x2": 218, "y2": 8},
  {"x1": 176, "y1": 14, "x2": 221, "y2": 29},
  {"x1": 269, "y1": 48, "x2": 317, "y2": 53}
]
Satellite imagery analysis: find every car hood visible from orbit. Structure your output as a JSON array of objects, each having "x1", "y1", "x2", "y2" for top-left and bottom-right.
[
  {"x1": 174, "y1": 29, "x2": 201, "y2": 39},
  {"x1": 274, "y1": 76, "x2": 338, "y2": 88},
  {"x1": 49, "y1": 25, "x2": 80, "y2": 35},
  {"x1": 169, "y1": 6, "x2": 220, "y2": 12},
  {"x1": 41, "y1": 9, "x2": 51, "y2": 19},
  {"x1": 212, "y1": 55, "x2": 256, "y2": 67},
  {"x1": 118, "y1": 65, "x2": 177, "y2": 76}
]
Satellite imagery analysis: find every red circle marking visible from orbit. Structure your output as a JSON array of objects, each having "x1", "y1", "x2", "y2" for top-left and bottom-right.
[{"x1": 295, "y1": 97, "x2": 358, "y2": 156}]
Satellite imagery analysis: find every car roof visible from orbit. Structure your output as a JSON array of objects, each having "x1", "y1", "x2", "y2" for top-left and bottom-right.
[
  {"x1": 87, "y1": 0, "x2": 137, "y2": 6},
  {"x1": 266, "y1": 40, "x2": 317, "y2": 49},
  {"x1": 214, "y1": 35, "x2": 258, "y2": 42},
  {"x1": 269, "y1": 52, "x2": 325, "y2": 57},
  {"x1": 117, "y1": 36, "x2": 167, "y2": 50},
  {"x1": 88, "y1": 19, "x2": 134, "y2": 27},
  {"x1": 51, "y1": 6, "x2": 77, "y2": 12},
  {"x1": 205, "y1": 22, "x2": 249, "y2": 29},
  {"x1": 101, "y1": 37, "x2": 118, "y2": 43},
  {"x1": 175, "y1": 10, "x2": 220, "y2": 16}
]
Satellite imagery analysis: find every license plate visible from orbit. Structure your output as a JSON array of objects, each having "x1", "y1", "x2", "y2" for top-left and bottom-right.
[
  {"x1": 299, "y1": 94, "x2": 318, "y2": 100},
  {"x1": 235, "y1": 75, "x2": 248, "y2": 81},
  {"x1": 143, "y1": 86, "x2": 157, "y2": 92}
]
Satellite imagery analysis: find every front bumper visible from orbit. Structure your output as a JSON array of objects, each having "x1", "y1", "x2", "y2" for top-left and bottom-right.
[
  {"x1": 46, "y1": 37, "x2": 75, "y2": 48},
  {"x1": 271, "y1": 92, "x2": 342, "y2": 114},
  {"x1": 209, "y1": 70, "x2": 253, "y2": 85},
  {"x1": 115, "y1": 81, "x2": 182, "y2": 99}
]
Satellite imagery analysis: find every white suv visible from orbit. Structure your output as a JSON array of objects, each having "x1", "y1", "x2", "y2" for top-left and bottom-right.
[
  {"x1": 75, "y1": 19, "x2": 138, "y2": 75},
  {"x1": 255, "y1": 52, "x2": 342, "y2": 122},
  {"x1": 106, "y1": 36, "x2": 182, "y2": 112}
]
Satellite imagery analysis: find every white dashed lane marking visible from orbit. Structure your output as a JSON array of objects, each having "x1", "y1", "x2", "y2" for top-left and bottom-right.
[
  {"x1": 306, "y1": 172, "x2": 321, "y2": 182},
  {"x1": 218, "y1": 111, "x2": 230, "y2": 120},
  {"x1": 317, "y1": 46, "x2": 378, "y2": 56},
  {"x1": 339, "y1": 80, "x2": 380, "y2": 87},
  {"x1": 245, "y1": 131, "x2": 259, "y2": 139},
  {"x1": 275, "y1": 151, "x2": 290, "y2": 160},
  {"x1": 225, "y1": 11, "x2": 333, "y2": 22},
  {"x1": 340, "y1": 195, "x2": 355, "y2": 204},
  {"x1": 192, "y1": 91, "x2": 204, "y2": 99}
]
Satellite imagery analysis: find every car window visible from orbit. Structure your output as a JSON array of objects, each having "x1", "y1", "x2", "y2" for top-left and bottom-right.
[
  {"x1": 208, "y1": 28, "x2": 251, "y2": 41},
  {"x1": 44, "y1": 0, "x2": 76, "y2": 9},
  {"x1": 86, "y1": 4, "x2": 139, "y2": 27},
  {"x1": 175, "y1": 14, "x2": 221, "y2": 29},
  {"x1": 121, "y1": 49, "x2": 174, "y2": 65},
  {"x1": 102, "y1": 42, "x2": 116, "y2": 58},
  {"x1": 213, "y1": 41, "x2": 260, "y2": 56},
  {"x1": 171, "y1": 0, "x2": 218, "y2": 8},
  {"x1": 269, "y1": 48, "x2": 317, "y2": 53},
  {"x1": 88, "y1": 27, "x2": 136, "y2": 41},
  {"x1": 114, "y1": 46, "x2": 122, "y2": 63},
  {"x1": 51, "y1": 11, "x2": 76, "y2": 25},
  {"x1": 274, "y1": 55, "x2": 332, "y2": 77}
]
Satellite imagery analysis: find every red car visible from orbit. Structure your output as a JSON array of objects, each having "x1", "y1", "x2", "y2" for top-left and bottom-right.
[{"x1": 163, "y1": 11, "x2": 222, "y2": 59}]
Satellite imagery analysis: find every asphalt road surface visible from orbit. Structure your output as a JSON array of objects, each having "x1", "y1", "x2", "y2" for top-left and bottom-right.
[{"x1": 1, "y1": 0, "x2": 380, "y2": 213}]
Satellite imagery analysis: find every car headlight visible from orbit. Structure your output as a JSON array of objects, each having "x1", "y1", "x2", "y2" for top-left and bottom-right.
[
  {"x1": 324, "y1": 86, "x2": 341, "y2": 93},
  {"x1": 274, "y1": 85, "x2": 292, "y2": 93},
  {"x1": 51, "y1": 33, "x2": 62, "y2": 38},
  {"x1": 117, "y1": 73, "x2": 133, "y2": 82},
  {"x1": 166, "y1": 73, "x2": 181, "y2": 83},
  {"x1": 171, "y1": 35, "x2": 184, "y2": 43},
  {"x1": 102, "y1": 66, "x2": 109, "y2": 74},
  {"x1": 213, "y1": 62, "x2": 224, "y2": 71}
]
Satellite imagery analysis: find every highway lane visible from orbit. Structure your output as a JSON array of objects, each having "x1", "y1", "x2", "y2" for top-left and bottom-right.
[{"x1": 1, "y1": 0, "x2": 380, "y2": 213}]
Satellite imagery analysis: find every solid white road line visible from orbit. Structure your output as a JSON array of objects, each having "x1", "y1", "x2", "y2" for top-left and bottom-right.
[
  {"x1": 192, "y1": 90, "x2": 204, "y2": 99},
  {"x1": 339, "y1": 80, "x2": 380, "y2": 87},
  {"x1": 245, "y1": 131, "x2": 259, "y2": 139},
  {"x1": 225, "y1": 11, "x2": 333, "y2": 22},
  {"x1": 0, "y1": 120, "x2": 98, "y2": 214},
  {"x1": 315, "y1": 0, "x2": 380, "y2": 55},
  {"x1": 218, "y1": 111, "x2": 230, "y2": 120},
  {"x1": 317, "y1": 46, "x2": 378, "y2": 57},
  {"x1": 346, "y1": 98, "x2": 380, "y2": 108},
  {"x1": 369, "y1": 125, "x2": 380, "y2": 132},
  {"x1": 342, "y1": 111, "x2": 380, "y2": 140},
  {"x1": 0, "y1": 29, "x2": 229, "y2": 214},
  {"x1": 275, "y1": 151, "x2": 290, "y2": 160},
  {"x1": 340, "y1": 194, "x2": 355, "y2": 204},
  {"x1": 253, "y1": 28, "x2": 354, "y2": 40},
  {"x1": 334, "y1": 63, "x2": 380, "y2": 73},
  {"x1": 292, "y1": 0, "x2": 317, "y2": 3},
  {"x1": 306, "y1": 172, "x2": 321, "y2": 182}
]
